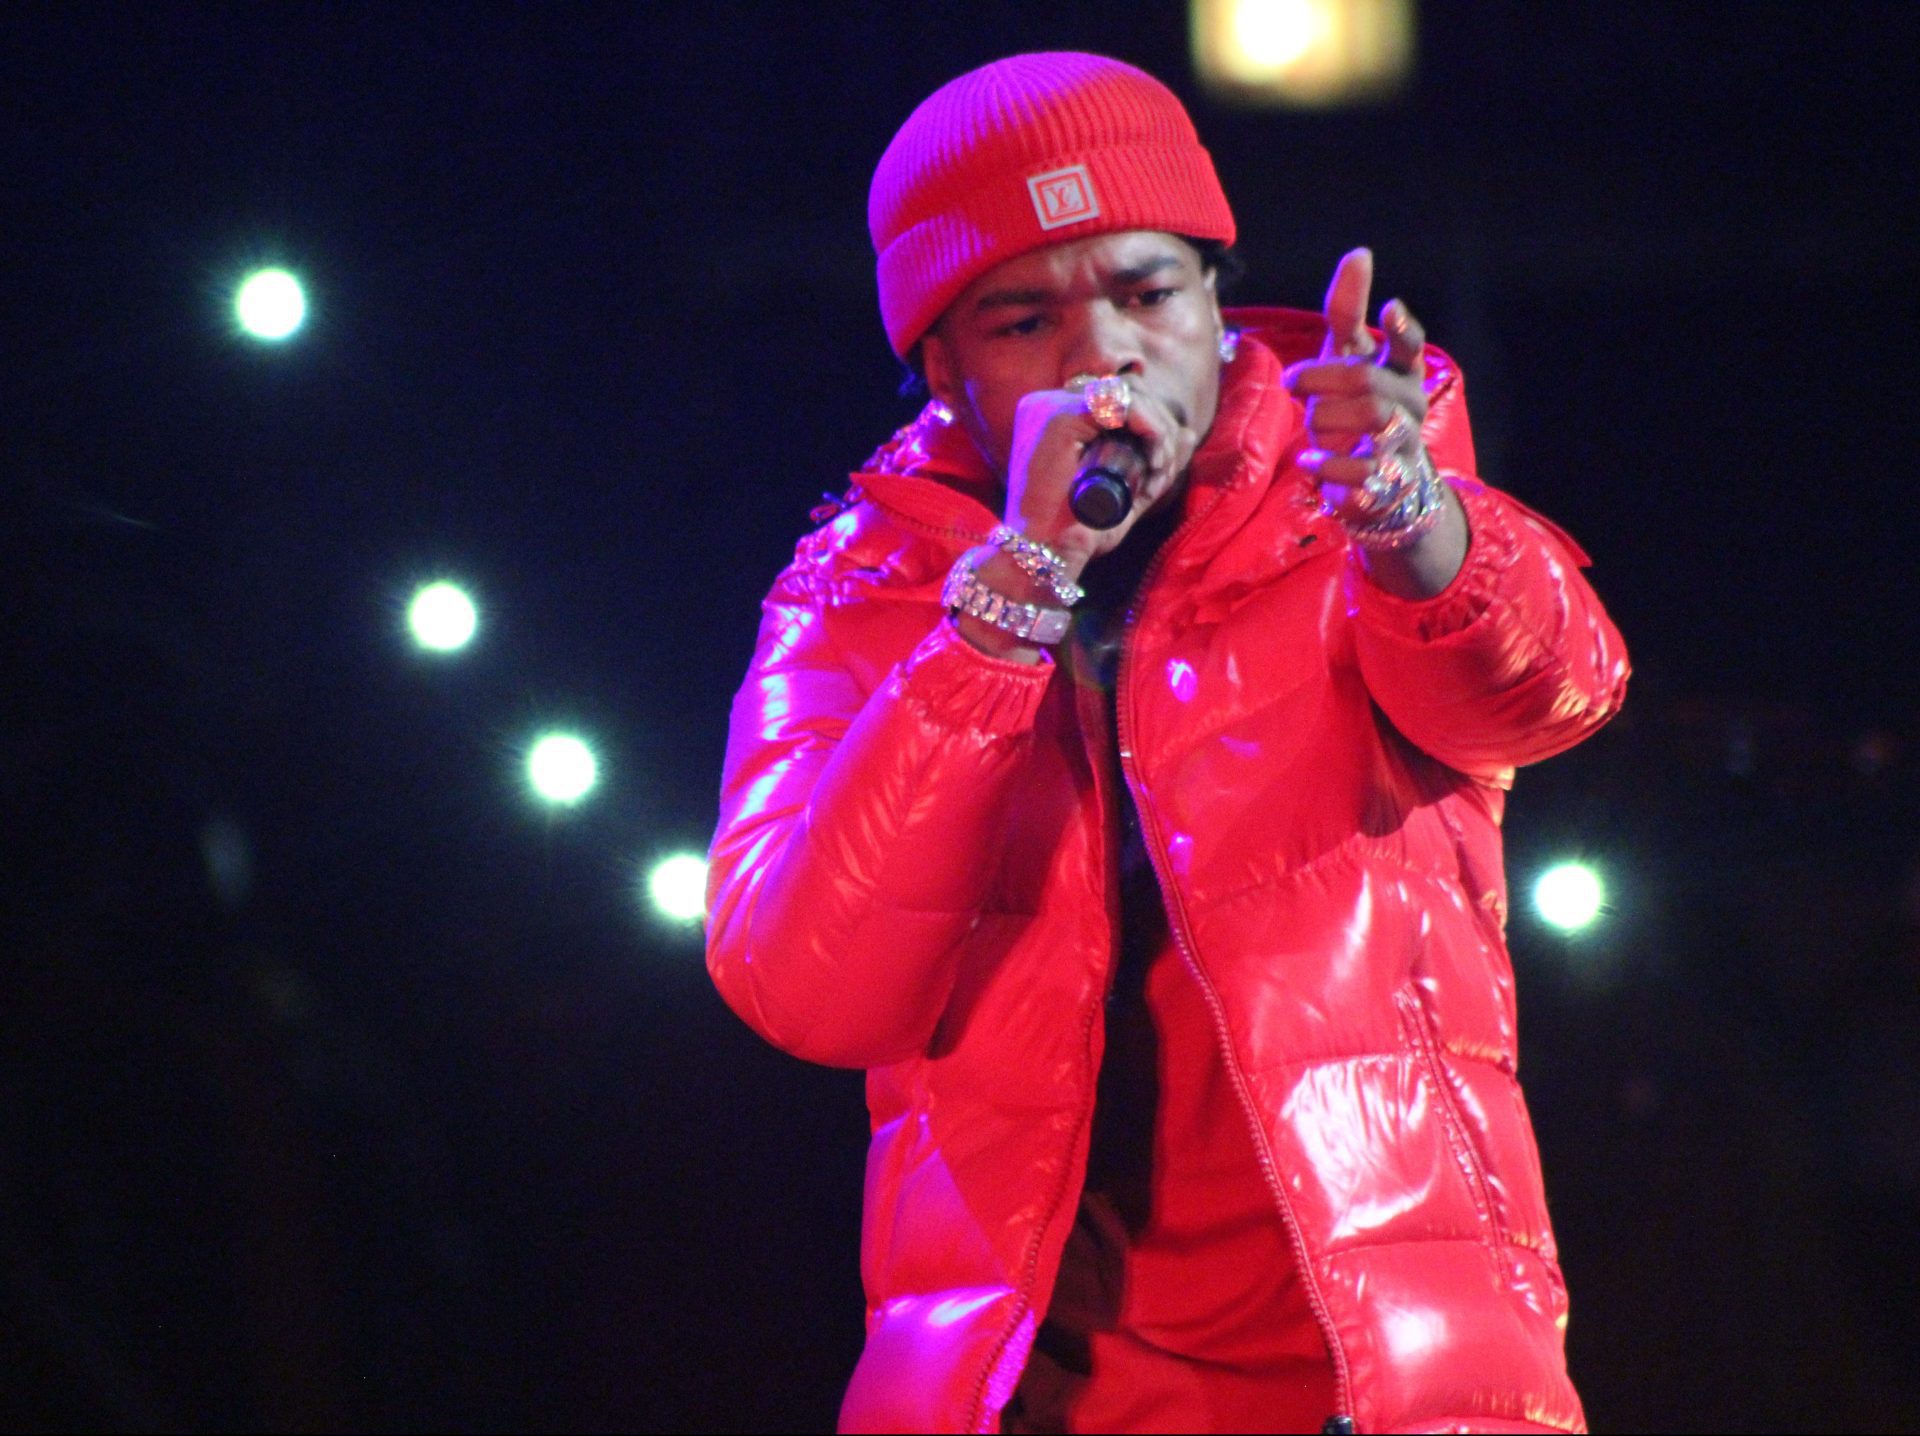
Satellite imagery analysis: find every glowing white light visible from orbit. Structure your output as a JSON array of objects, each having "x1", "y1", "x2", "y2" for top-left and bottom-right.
[
  {"x1": 527, "y1": 733, "x2": 598, "y2": 806},
  {"x1": 408, "y1": 581, "x2": 478, "y2": 653},
  {"x1": 647, "y1": 854, "x2": 709, "y2": 922},
  {"x1": 1232, "y1": 0, "x2": 1320, "y2": 72},
  {"x1": 1533, "y1": 862, "x2": 1605, "y2": 934},
  {"x1": 235, "y1": 268, "x2": 307, "y2": 340},
  {"x1": 1191, "y1": 0, "x2": 1416, "y2": 107}
]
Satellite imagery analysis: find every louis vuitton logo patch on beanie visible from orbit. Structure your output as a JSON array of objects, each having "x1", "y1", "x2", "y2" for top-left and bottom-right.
[{"x1": 1027, "y1": 164, "x2": 1101, "y2": 230}]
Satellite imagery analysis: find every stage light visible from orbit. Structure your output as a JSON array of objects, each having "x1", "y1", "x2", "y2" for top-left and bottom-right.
[
  {"x1": 1533, "y1": 861, "x2": 1605, "y2": 934},
  {"x1": 1191, "y1": 0, "x2": 1416, "y2": 107},
  {"x1": 646, "y1": 854, "x2": 708, "y2": 923},
  {"x1": 408, "y1": 581, "x2": 478, "y2": 653},
  {"x1": 1232, "y1": 0, "x2": 1320, "y2": 69},
  {"x1": 527, "y1": 732, "x2": 598, "y2": 806},
  {"x1": 235, "y1": 267, "x2": 307, "y2": 340}
]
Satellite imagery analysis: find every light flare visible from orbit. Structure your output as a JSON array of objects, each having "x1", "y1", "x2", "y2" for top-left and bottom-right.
[
  {"x1": 647, "y1": 854, "x2": 709, "y2": 922},
  {"x1": 408, "y1": 581, "x2": 478, "y2": 653},
  {"x1": 527, "y1": 733, "x2": 598, "y2": 806},
  {"x1": 235, "y1": 267, "x2": 307, "y2": 340},
  {"x1": 1533, "y1": 862, "x2": 1605, "y2": 934}
]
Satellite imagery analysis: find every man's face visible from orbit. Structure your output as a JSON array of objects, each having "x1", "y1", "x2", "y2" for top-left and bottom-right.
[{"x1": 920, "y1": 230, "x2": 1226, "y2": 483}]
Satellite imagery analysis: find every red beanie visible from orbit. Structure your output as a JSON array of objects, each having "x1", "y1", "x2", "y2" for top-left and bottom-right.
[{"x1": 869, "y1": 52, "x2": 1237, "y2": 357}]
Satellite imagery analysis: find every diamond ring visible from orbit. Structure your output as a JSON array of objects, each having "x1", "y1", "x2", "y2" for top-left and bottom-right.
[
  {"x1": 1361, "y1": 450, "x2": 1409, "y2": 512},
  {"x1": 1070, "y1": 374, "x2": 1132, "y2": 431},
  {"x1": 1360, "y1": 406, "x2": 1420, "y2": 460}
]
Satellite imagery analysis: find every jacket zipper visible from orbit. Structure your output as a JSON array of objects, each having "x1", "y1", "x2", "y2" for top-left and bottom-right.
[
  {"x1": 966, "y1": 976, "x2": 1105, "y2": 1433},
  {"x1": 964, "y1": 648, "x2": 1116, "y2": 1433},
  {"x1": 1113, "y1": 489, "x2": 1358, "y2": 1430}
]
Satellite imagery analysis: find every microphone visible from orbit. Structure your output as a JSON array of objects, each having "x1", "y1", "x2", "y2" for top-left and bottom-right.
[{"x1": 1070, "y1": 431, "x2": 1145, "y2": 530}]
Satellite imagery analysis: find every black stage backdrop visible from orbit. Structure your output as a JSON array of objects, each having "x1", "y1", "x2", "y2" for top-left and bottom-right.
[{"x1": 3, "y1": 4, "x2": 1916, "y2": 1431}]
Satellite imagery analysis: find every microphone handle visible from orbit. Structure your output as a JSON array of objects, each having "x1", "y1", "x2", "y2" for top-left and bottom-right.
[{"x1": 1070, "y1": 433, "x2": 1144, "y2": 530}]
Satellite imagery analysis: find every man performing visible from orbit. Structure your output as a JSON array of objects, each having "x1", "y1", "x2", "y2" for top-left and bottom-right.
[{"x1": 706, "y1": 52, "x2": 1628, "y2": 1435}]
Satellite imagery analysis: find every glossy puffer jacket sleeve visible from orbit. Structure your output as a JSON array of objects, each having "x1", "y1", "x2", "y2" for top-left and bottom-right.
[
  {"x1": 1350, "y1": 365, "x2": 1630, "y2": 782},
  {"x1": 705, "y1": 560, "x2": 1053, "y2": 1069}
]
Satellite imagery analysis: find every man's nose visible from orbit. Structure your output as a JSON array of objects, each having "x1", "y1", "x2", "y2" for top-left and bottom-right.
[{"x1": 1061, "y1": 304, "x2": 1144, "y2": 381}]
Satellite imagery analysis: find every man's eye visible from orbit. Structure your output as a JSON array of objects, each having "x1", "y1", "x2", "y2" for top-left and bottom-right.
[
  {"x1": 999, "y1": 315, "x2": 1045, "y2": 337},
  {"x1": 1135, "y1": 287, "x2": 1179, "y2": 307}
]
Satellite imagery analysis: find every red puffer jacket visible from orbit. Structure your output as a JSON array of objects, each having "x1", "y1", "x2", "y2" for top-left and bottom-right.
[{"x1": 707, "y1": 309, "x2": 1629, "y2": 1434}]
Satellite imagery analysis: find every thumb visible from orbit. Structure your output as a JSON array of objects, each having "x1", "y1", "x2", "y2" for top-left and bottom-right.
[{"x1": 1320, "y1": 247, "x2": 1375, "y2": 360}]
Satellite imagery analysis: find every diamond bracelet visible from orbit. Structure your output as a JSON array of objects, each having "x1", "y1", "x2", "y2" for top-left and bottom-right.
[
  {"x1": 1344, "y1": 448, "x2": 1449, "y2": 552},
  {"x1": 942, "y1": 556, "x2": 1072, "y2": 646},
  {"x1": 987, "y1": 525, "x2": 1084, "y2": 607}
]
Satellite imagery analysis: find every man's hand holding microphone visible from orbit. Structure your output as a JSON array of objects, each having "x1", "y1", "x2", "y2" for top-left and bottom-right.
[{"x1": 952, "y1": 369, "x2": 1198, "y2": 664}]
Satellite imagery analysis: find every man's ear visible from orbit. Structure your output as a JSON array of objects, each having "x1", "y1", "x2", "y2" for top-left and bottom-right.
[
  {"x1": 1204, "y1": 265, "x2": 1224, "y2": 340},
  {"x1": 920, "y1": 330, "x2": 961, "y2": 413}
]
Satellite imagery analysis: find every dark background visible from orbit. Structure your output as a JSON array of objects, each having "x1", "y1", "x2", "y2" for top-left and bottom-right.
[{"x1": 4, "y1": 3, "x2": 1917, "y2": 1431}]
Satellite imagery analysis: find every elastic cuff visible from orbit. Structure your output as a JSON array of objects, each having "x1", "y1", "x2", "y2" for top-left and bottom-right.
[
  {"x1": 1352, "y1": 478, "x2": 1524, "y2": 643},
  {"x1": 889, "y1": 617, "x2": 1054, "y2": 736}
]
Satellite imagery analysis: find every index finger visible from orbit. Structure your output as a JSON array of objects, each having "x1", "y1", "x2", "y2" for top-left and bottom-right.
[{"x1": 1380, "y1": 298, "x2": 1426, "y2": 380}]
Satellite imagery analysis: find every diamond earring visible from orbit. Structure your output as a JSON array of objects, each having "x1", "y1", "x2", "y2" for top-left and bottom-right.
[{"x1": 1218, "y1": 327, "x2": 1241, "y2": 364}]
